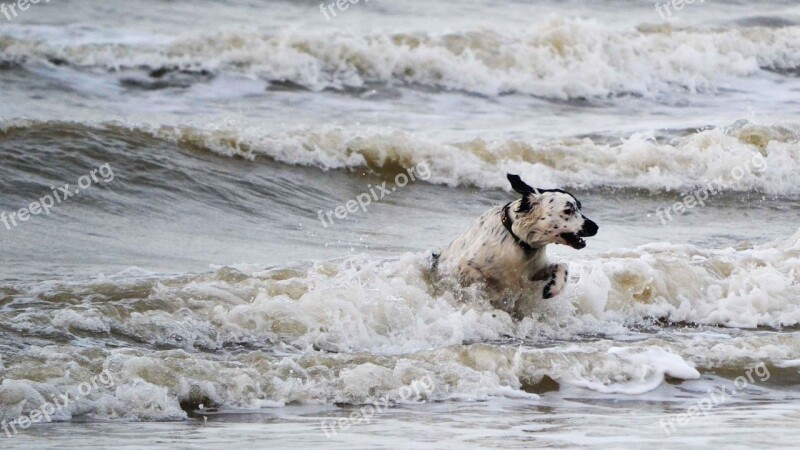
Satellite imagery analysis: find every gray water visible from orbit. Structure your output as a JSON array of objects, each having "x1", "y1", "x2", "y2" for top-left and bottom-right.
[{"x1": 2, "y1": 0, "x2": 800, "y2": 448}]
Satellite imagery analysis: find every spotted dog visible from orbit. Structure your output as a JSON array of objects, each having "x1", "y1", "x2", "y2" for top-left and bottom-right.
[{"x1": 434, "y1": 174, "x2": 599, "y2": 317}]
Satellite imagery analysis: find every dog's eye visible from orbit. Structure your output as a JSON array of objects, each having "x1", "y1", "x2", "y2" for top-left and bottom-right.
[{"x1": 564, "y1": 208, "x2": 573, "y2": 215}]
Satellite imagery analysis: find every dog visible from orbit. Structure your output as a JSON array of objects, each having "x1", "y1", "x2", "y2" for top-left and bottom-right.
[{"x1": 434, "y1": 174, "x2": 598, "y2": 317}]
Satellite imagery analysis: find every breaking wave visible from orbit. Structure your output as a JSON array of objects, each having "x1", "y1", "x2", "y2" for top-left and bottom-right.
[
  {"x1": 2, "y1": 18, "x2": 800, "y2": 98},
  {"x1": 4, "y1": 118, "x2": 798, "y2": 195},
  {"x1": 1, "y1": 231, "x2": 799, "y2": 420}
]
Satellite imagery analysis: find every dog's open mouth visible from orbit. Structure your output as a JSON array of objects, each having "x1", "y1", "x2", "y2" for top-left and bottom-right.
[{"x1": 560, "y1": 232, "x2": 586, "y2": 249}]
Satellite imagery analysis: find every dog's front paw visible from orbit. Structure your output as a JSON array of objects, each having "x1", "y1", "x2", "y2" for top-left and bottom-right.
[{"x1": 542, "y1": 264, "x2": 568, "y2": 299}]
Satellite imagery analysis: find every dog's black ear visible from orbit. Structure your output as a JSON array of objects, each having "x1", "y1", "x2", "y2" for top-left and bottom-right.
[{"x1": 507, "y1": 174, "x2": 537, "y2": 196}]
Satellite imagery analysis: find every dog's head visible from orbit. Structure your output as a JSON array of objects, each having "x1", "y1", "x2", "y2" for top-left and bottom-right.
[{"x1": 506, "y1": 174, "x2": 598, "y2": 249}]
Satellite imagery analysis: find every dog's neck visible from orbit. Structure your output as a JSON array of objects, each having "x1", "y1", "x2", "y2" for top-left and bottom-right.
[{"x1": 501, "y1": 201, "x2": 540, "y2": 257}]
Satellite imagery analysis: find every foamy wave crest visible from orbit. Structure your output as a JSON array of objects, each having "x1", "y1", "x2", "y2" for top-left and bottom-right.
[
  {"x1": 2, "y1": 18, "x2": 800, "y2": 98},
  {"x1": 147, "y1": 120, "x2": 800, "y2": 195},
  {"x1": 4, "y1": 335, "x2": 798, "y2": 421},
  {"x1": 2, "y1": 118, "x2": 798, "y2": 194},
  {"x1": 2, "y1": 232, "x2": 800, "y2": 419},
  {"x1": 567, "y1": 229, "x2": 800, "y2": 329}
]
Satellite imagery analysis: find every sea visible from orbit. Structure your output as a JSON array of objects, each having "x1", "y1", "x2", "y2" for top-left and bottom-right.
[{"x1": 1, "y1": 0, "x2": 800, "y2": 448}]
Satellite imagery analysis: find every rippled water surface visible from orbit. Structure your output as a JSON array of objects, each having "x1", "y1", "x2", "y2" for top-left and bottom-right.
[{"x1": 1, "y1": 0, "x2": 800, "y2": 448}]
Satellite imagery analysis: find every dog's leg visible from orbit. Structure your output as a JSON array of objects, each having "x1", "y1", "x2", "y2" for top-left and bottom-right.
[
  {"x1": 541, "y1": 263, "x2": 568, "y2": 299},
  {"x1": 458, "y1": 261, "x2": 498, "y2": 288}
]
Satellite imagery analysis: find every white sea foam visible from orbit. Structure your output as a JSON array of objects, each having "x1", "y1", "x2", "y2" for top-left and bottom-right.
[
  {"x1": 3, "y1": 117, "x2": 797, "y2": 195},
  {"x1": 1, "y1": 232, "x2": 799, "y2": 420},
  {"x1": 142, "y1": 119, "x2": 800, "y2": 195},
  {"x1": 2, "y1": 19, "x2": 800, "y2": 99}
]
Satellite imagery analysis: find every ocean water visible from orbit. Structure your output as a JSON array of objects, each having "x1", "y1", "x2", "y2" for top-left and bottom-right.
[{"x1": 1, "y1": 0, "x2": 800, "y2": 448}]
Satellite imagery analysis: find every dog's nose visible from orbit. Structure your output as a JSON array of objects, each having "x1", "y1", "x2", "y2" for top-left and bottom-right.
[{"x1": 580, "y1": 219, "x2": 599, "y2": 237}]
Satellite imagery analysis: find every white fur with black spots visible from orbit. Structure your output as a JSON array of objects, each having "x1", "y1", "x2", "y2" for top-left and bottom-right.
[{"x1": 435, "y1": 174, "x2": 598, "y2": 318}]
